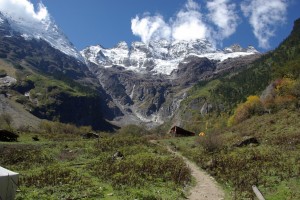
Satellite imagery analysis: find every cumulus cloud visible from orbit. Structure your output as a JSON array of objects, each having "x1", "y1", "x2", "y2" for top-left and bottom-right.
[
  {"x1": 0, "y1": 0, "x2": 49, "y2": 22},
  {"x1": 131, "y1": 14, "x2": 171, "y2": 44},
  {"x1": 171, "y1": 0, "x2": 209, "y2": 41},
  {"x1": 131, "y1": 0, "x2": 209, "y2": 44},
  {"x1": 206, "y1": 0, "x2": 239, "y2": 39},
  {"x1": 241, "y1": 0, "x2": 288, "y2": 49}
]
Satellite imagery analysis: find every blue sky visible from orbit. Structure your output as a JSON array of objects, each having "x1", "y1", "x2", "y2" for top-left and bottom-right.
[{"x1": 26, "y1": 0, "x2": 300, "y2": 51}]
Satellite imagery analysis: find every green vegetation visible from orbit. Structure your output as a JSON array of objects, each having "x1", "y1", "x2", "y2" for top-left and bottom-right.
[
  {"x1": 162, "y1": 109, "x2": 300, "y2": 199},
  {"x1": 177, "y1": 19, "x2": 300, "y2": 133},
  {"x1": 0, "y1": 56, "x2": 111, "y2": 130},
  {"x1": 228, "y1": 95, "x2": 264, "y2": 126},
  {"x1": 0, "y1": 32, "x2": 107, "y2": 129},
  {"x1": 117, "y1": 124, "x2": 150, "y2": 136},
  {"x1": 205, "y1": 17, "x2": 300, "y2": 112},
  {"x1": 1, "y1": 15, "x2": 299, "y2": 200},
  {"x1": 0, "y1": 123, "x2": 191, "y2": 199},
  {"x1": 164, "y1": 18, "x2": 300, "y2": 199},
  {"x1": 0, "y1": 113, "x2": 13, "y2": 130}
]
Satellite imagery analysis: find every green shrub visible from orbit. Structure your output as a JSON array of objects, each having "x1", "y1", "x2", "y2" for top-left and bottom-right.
[
  {"x1": 94, "y1": 135, "x2": 147, "y2": 152},
  {"x1": 0, "y1": 146, "x2": 53, "y2": 168},
  {"x1": 196, "y1": 131, "x2": 223, "y2": 153},
  {"x1": 88, "y1": 153, "x2": 191, "y2": 188},
  {"x1": 39, "y1": 120, "x2": 91, "y2": 136},
  {"x1": 20, "y1": 165, "x2": 85, "y2": 188},
  {"x1": 118, "y1": 124, "x2": 150, "y2": 136}
]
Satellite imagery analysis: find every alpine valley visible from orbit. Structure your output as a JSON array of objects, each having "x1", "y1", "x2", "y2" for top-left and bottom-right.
[
  {"x1": 0, "y1": 9, "x2": 261, "y2": 130},
  {"x1": 1, "y1": 2, "x2": 300, "y2": 200}
]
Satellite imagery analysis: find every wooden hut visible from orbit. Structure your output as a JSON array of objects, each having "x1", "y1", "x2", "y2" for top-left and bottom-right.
[{"x1": 169, "y1": 126, "x2": 195, "y2": 137}]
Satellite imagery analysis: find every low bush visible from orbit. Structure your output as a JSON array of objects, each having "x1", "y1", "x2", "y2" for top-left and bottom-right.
[
  {"x1": 38, "y1": 121, "x2": 93, "y2": 140},
  {"x1": 196, "y1": 131, "x2": 223, "y2": 153},
  {"x1": 88, "y1": 152, "x2": 191, "y2": 188},
  {"x1": 94, "y1": 135, "x2": 147, "y2": 152},
  {"x1": 88, "y1": 135, "x2": 191, "y2": 189},
  {"x1": 0, "y1": 146, "x2": 53, "y2": 168},
  {"x1": 3, "y1": 129, "x2": 191, "y2": 199},
  {"x1": 117, "y1": 124, "x2": 150, "y2": 136},
  {"x1": 20, "y1": 165, "x2": 85, "y2": 188},
  {"x1": 211, "y1": 147, "x2": 298, "y2": 199}
]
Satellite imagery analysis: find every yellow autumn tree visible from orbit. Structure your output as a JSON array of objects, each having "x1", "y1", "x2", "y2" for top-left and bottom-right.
[
  {"x1": 275, "y1": 78, "x2": 296, "y2": 96},
  {"x1": 274, "y1": 78, "x2": 297, "y2": 109},
  {"x1": 228, "y1": 95, "x2": 264, "y2": 126}
]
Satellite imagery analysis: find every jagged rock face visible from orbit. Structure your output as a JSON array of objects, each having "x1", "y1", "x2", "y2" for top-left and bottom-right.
[
  {"x1": 172, "y1": 56, "x2": 216, "y2": 86},
  {"x1": 86, "y1": 50, "x2": 260, "y2": 127},
  {"x1": 81, "y1": 39, "x2": 258, "y2": 75},
  {"x1": 88, "y1": 64, "x2": 177, "y2": 126},
  {"x1": 80, "y1": 39, "x2": 260, "y2": 127}
]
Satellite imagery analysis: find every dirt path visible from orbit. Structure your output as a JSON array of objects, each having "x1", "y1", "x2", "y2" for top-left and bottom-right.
[
  {"x1": 151, "y1": 141, "x2": 225, "y2": 200},
  {"x1": 170, "y1": 147, "x2": 224, "y2": 200}
]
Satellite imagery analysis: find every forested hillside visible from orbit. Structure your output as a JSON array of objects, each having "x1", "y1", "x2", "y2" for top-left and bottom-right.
[
  {"x1": 164, "y1": 18, "x2": 300, "y2": 199},
  {"x1": 176, "y1": 18, "x2": 300, "y2": 133}
]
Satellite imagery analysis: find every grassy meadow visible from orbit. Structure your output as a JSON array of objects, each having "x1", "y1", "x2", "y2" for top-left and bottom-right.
[
  {"x1": 0, "y1": 122, "x2": 192, "y2": 200},
  {"x1": 162, "y1": 109, "x2": 300, "y2": 200}
]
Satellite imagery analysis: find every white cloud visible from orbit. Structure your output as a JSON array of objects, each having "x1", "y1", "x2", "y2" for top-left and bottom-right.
[
  {"x1": 241, "y1": 0, "x2": 288, "y2": 49},
  {"x1": 172, "y1": 0, "x2": 209, "y2": 41},
  {"x1": 131, "y1": 0, "x2": 210, "y2": 44},
  {"x1": 131, "y1": 14, "x2": 171, "y2": 44},
  {"x1": 0, "y1": 0, "x2": 49, "y2": 22},
  {"x1": 206, "y1": 0, "x2": 239, "y2": 39},
  {"x1": 185, "y1": 0, "x2": 200, "y2": 10}
]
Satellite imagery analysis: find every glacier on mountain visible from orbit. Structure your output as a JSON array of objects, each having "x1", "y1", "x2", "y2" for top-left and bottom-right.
[
  {"x1": 0, "y1": 11, "x2": 83, "y2": 62},
  {"x1": 81, "y1": 39, "x2": 259, "y2": 75}
]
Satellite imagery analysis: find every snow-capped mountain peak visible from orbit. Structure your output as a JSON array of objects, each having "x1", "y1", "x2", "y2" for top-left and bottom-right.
[
  {"x1": 224, "y1": 44, "x2": 244, "y2": 53},
  {"x1": 245, "y1": 45, "x2": 259, "y2": 53},
  {"x1": 0, "y1": 10, "x2": 84, "y2": 62},
  {"x1": 81, "y1": 39, "x2": 260, "y2": 75},
  {"x1": 115, "y1": 41, "x2": 129, "y2": 50},
  {"x1": 223, "y1": 44, "x2": 259, "y2": 54}
]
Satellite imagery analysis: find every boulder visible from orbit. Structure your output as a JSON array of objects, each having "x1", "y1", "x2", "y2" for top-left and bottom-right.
[
  {"x1": 112, "y1": 151, "x2": 124, "y2": 160},
  {"x1": 81, "y1": 132, "x2": 99, "y2": 139},
  {"x1": 32, "y1": 135, "x2": 39, "y2": 141},
  {"x1": 0, "y1": 130, "x2": 19, "y2": 142},
  {"x1": 234, "y1": 136, "x2": 259, "y2": 147}
]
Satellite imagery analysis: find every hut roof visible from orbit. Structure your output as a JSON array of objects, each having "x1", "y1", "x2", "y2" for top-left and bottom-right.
[{"x1": 169, "y1": 126, "x2": 195, "y2": 137}]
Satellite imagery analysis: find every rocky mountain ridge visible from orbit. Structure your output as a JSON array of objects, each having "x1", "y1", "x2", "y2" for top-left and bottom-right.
[
  {"x1": 81, "y1": 39, "x2": 260, "y2": 126},
  {"x1": 0, "y1": 8, "x2": 261, "y2": 128},
  {"x1": 81, "y1": 39, "x2": 258, "y2": 75},
  {"x1": 0, "y1": 11, "x2": 120, "y2": 131},
  {"x1": 0, "y1": 11, "x2": 84, "y2": 62}
]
